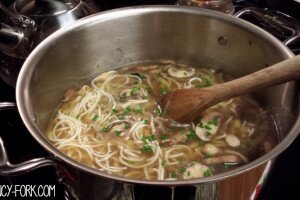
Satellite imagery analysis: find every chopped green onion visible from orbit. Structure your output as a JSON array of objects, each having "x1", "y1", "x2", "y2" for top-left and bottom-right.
[{"x1": 144, "y1": 119, "x2": 149, "y2": 124}]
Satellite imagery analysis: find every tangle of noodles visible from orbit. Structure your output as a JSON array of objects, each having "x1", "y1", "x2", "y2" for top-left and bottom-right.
[{"x1": 47, "y1": 62, "x2": 278, "y2": 180}]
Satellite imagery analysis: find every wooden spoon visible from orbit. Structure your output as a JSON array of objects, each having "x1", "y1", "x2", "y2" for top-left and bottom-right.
[{"x1": 160, "y1": 55, "x2": 300, "y2": 123}]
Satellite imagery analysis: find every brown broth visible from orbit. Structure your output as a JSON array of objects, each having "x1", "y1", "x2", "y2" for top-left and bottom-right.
[{"x1": 46, "y1": 62, "x2": 278, "y2": 180}]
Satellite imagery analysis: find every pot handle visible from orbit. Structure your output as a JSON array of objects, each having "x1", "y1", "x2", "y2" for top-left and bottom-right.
[
  {"x1": 0, "y1": 102, "x2": 65, "y2": 176},
  {"x1": 234, "y1": 7, "x2": 300, "y2": 46},
  {"x1": 0, "y1": 136, "x2": 60, "y2": 176}
]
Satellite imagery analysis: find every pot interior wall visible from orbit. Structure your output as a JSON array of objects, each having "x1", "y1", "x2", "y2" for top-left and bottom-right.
[
  {"x1": 19, "y1": 7, "x2": 298, "y2": 182},
  {"x1": 29, "y1": 8, "x2": 297, "y2": 137}
]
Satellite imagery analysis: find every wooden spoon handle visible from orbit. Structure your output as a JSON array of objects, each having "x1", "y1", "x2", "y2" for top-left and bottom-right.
[{"x1": 204, "y1": 54, "x2": 300, "y2": 104}]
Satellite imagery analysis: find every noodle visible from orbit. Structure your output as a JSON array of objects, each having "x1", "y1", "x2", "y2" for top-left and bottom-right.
[{"x1": 47, "y1": 62, "x2": 277, "y2": 180}]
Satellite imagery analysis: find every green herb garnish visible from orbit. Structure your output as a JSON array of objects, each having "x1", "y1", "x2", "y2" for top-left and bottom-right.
[
  {"x1": 187, "y1": 130, "x2": 197, "y2": 140},
  {"x1": 160, "y1": 135, "x2": 168, "y2": 141},
  {"x1": 198, "y1": 140, "x2": 205, "y2": 146},
  {"x1": 204, "y1": 169, "x2": 213, "y2": 177},
  {"x1": 92, "y1": 114, "x2": 99, "y2": 121},
  {"x1": 122, "y1": 106, "x2": 131, "y2": 115},
  {"x1": 141, "y1": 135, "x2": 157, "y2": 143},
  {"x1": 134, "y1": 105, "x2": 142, "y2": 113},
  {"x1": 115, "y1": 130, "x2": 122, "y2": 136},
  {"x1": 159, "y1": 87, "x2": 170, "y2": 96},
  {"x1": 112, "y1": 108, "x2": 119, "y2": 113},
  {"x1": 224, "y1": 163, "x2": 230, "y2": 170},
  {"x1": 140, "y1": 144, "x2": 153, "y2": 153},
  {"x1": 179, "y1": 167, "x2": 186, "y2": 174},
  {"x1": 171, "y1": 172, "x2": 177, "y2": 178},
  {"x1": 131, "y1": 85, "x2": 140, "y2": 96},
  {"x1": 204, "y1": 153, "x2": 212, "y2": 158},
  {"x1": 208, "y1": 119, "x2": 218, "y2": 126},
  {"x1": 198, "y1": 120, "x2": 217, "y2": 133},
  {"x1": 124, "y1": 124, "x2": 130, "y2": 129},
  {"x1": 202, "y1": 77, "x2": 212, "y2": 87},
  {"x1": 144, "y1": 119, "x2": 149, "y2": 124},
  {"x1": 154, "y1": 108, "x2": 165, "y2": 117},
  {"x1": 205, "y1": 132, "x2": 211, "y2": 137},
  {"x1": 102, "y1": 127, "x2": 110, "y2": 133}
]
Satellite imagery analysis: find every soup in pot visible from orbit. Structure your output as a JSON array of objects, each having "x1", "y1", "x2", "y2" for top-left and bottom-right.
[{"x1": 47, "y1": 62, "x2": 277, "y2": 180}]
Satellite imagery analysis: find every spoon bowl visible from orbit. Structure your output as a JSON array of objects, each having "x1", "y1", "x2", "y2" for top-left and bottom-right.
[{"x1": 161, "y1": 55, "x2": 300, "y2": 123}]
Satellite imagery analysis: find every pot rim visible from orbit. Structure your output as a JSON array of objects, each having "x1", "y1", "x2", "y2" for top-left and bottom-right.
[{"x1": 16, "y1": 5, "x2": 299, "y2": 185}]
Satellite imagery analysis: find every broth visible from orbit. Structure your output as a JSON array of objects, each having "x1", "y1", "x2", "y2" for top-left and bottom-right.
[{"x1": 47, "y1": 62, "x2": 277, "y2": 180}]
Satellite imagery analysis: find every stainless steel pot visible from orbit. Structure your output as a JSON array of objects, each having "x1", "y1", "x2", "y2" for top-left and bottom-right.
[{"x1": 1, "y1": 5, "x2": 300, "y2": 199}]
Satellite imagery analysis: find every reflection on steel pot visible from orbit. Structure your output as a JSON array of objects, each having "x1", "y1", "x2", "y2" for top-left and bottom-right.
[
  {"x1": 7, "y1": 5, "x2": 300, "y2": 199},
  {"x1": 0, "y1": 0, "x2": 99, "y2": 87}
]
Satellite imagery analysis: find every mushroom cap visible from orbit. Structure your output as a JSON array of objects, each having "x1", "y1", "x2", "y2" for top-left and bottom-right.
[{"x1": 167, "y1": 67, "x2": 195, "y2": 78}]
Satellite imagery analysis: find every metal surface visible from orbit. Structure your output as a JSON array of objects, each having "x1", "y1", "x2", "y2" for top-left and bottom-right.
[
  {"x1": 0, "y1": 0, "x2": 99, "y2": 58},
  {"x1": 15, "y1": 6, "x2": 300, "y2": 187},
  {"x1": 235, "y1": 7, "x2": 300, "y2": 46},
  {"x1": 0, "y1": 0, "x2": 99, "y2": 88}
]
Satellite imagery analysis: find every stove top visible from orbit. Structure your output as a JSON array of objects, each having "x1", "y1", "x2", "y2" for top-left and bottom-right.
[{"x1": 0, "y1": 1, "x2": 300, "y2": 200}]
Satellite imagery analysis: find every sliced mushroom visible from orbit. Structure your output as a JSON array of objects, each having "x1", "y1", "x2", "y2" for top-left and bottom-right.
[
  {"x1": 182, "y1": 162, "x2": 210, "y2": 179},
  {"x1": 195, "y1": 112, "x2": 223, "y2": 141},
  {"x1": 202, "y1": 143, "x2": 222, "y2": 156},
  {"x1": 225, "y1": 134, "x2": 240, "y2": 147},
  {"x1": 167, "y1": 67, "x2": 195, "y2": 78},
  {"x1": 203, "y1": 154, "x2": 243, "y2": 165}
]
